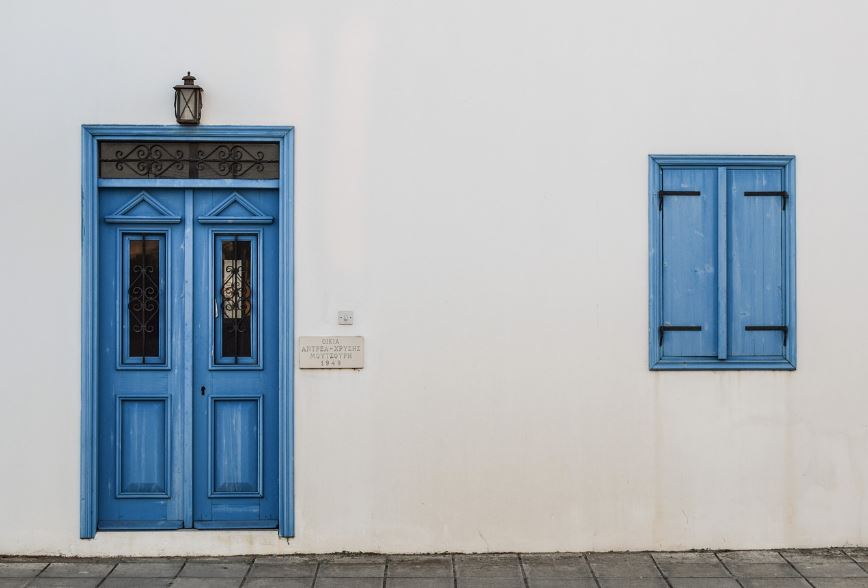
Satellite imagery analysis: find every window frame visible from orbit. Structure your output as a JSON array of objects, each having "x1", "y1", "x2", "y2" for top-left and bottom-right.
[
  {"x1": 211, "y1": 231, "x2": 262, "y2": 369},
  {"x1": 117, "y1": 229, "x2": 170, "y2": 369},
  {"x1": 648, "y1": 155, "x2": 796, "y2": 370}
]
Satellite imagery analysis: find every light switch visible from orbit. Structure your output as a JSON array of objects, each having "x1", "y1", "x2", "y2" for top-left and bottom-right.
[{"x1": 337, "y1": 310, "x2": 354, "y2": 325}]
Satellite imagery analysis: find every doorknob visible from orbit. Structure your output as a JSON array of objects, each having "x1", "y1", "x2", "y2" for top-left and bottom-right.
[{"x1": 200, "y1": 385, "x2": 206, "y2": 396}]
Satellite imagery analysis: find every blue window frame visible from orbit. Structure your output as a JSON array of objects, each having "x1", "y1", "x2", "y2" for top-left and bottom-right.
[
  {"x1": 120, "y1": 232, "x2": 168, "y2": 367},
  {"x1": 649, "y1": 155, "x2": 796, "y2": 370},
  {"x1": 212, "y1": 232, "x2": 261, "y2": 368}
]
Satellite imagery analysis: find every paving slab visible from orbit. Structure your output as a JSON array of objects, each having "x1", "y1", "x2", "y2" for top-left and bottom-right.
[
  {"x1": 179, "y1": 562, "x2": 250, "y2": 578},
  {"x1": 781, "y1": 550, "x2": 849, "y2": 563},
  {"x1": 253, "y1": 556, "x2": 319, "y2": 565},
  {"x1": 588, "y1": 554, "x2": 661, "y2": 579},
  {"x1": 248, "y1": 561, "x2": 318, "y2": 577},
  {"x1": 668, "y1": 579, "x2": 740, "y2": 588},
  {"x1": 653, "y1": 553, "x2": 720, "y2": 564},
  {"x1": 809, "y1": 580, "x2": 868, "y2": 588},
  {"x1": 790, "y1": 562, "x2": 868, "y2": 578},
  {"x1": 318, "y1": 558, "x2": 386, "y2": 578},
  {"x1": 0, "y1": 580, "x2": 29, "y2": 588},
  {"x1": 0, "y1": 562, "x2": 47, "y2": 577},
  {"x1": 39, "y1": 562, "x2": 115, "y2": 578},
  {"x1": 387, "y1": 555, "x2": 453, "y2": 577},
  {"x1": 527, "y1": 580, "x2": 598, "y2": 588},
  {"x1": 522, "y1": 554, "x2": 592, "y2": 579},
  {"x1": 719, "y1": 552, "x2": 787, "y2": 564},
  {"x1": 187, "y1": 557, "x2": 255, "y2": 564},
  {"x1": 171, "y1": 579, "x2": 243, "y2": 588},
  {"x1": 110, "y1": 561, "x2": 184, "y2": 578},
  {"x1": 844, "y1": 550, "x2": 868, "y2": 563},
  {"x1": 324, "y1": 556, "x2": 387, "y2": 564},
  {"x1": 739, "y1": 579, "x2": 813, "y2": 588},
  {"x1": 27, "y1": 580, "x2": 103, "y2": 588},
  {"x1": 454, "y1": 554, "x2": 523, "y2": 578},
  {"x1": 387, "y1": 578, "x2": 454, "y2": 588},
  {"x1": 243, "y1": 578, "x2": 313, "y2": 588},
  {"x1": 725, "y1": 563, "x2": 800, "y2": 578},
  {"x1": 100, "y1": 579, "x2": 172, "y2": 588},
  {"x1": 314, "y1": 578, "x2": 384, "y2": 588},
  {"x1": 597, "y1": 579, "x2": 668, "y2": 588},
  {"x1": 456, "y1": 577, "x2": 526, "y2": 588},
  {"x1": 657, "y1": 562, "x2": 731, "y2": 578},
  {"x1": 118, "y1": 559, "x2": 183, "y2": 565}
]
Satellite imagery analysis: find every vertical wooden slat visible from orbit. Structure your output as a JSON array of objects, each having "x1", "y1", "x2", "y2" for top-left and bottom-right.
[
  {"x1": 661, "y1": 167, "x2": 718, "y2": 357},
  {"x1": 727, "y1": 168, "x2": 785, "y2": 357},
  {"x1": 182, "y1": 188, "x2": 194, "y2": 528}
]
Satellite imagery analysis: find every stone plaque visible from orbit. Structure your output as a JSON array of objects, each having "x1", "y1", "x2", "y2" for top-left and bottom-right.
[{"x1": 298, "y1": 336, "x2": 364, "y2": 369}]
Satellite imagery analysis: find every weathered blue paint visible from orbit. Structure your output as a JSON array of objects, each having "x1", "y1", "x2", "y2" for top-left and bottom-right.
[
  {"x1": 98, "y1": 179, "x2": 280, "y2": 190},
  {"x1": 104, "y1": 191, "x2": 182, "y2": 224},
  {"x1": 183, "y1": 188, "x2": 194, "y2": 530},
  {"x1": 660, "y1": 167, "x2": 719, "y2": 358},
  {"x1": 116, "y1": 396, "x2": 171, "y2": 498},
  {"x1": 193, "y1": 191, "x2": 279, "y2": 528},
  {"x1": 649, "y1": 155, "x2": 796, "y2": 370},
  {"x1": 198, "y1": 192, "x2": 274, "y2": 225},
  {"x1": 81, "y1": 125, "x2": 294, "y2": 539},
  {"x1": 97, "y1": 190, "x2": 185, "y2": 528},
  {"x1": 208, "y1": 396, "x2": 263, "y2": 497},
  {"x1": 728, "y1": 168, "x2": 786, "y2": 357},
  {"x1": 717, "y1": 167, "x2": 728, "y2": 361}
]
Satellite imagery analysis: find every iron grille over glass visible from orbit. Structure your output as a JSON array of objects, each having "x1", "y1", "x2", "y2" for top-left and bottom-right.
[
  {"x1": 99, "y1": 142, "x2": 280, "y2": 179},
  {"x1": 128, "y1": 236, "x2": 161, "y2": 359},
  {"x1": 220, "y1": 238, "x2": 253, "y2": 360}
]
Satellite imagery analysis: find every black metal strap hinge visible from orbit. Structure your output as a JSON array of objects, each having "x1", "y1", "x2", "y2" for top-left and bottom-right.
[
  {"x1": 659, "y1": 325, "x2": 701, "y2": 346},
  {"x1": 745, "y1": 325, "x2": 788, "y2": 345},
  {"x1": 658, "y1": 190, "x2": 700, "y2": 211},
  {"x1": 745, "y1": 191, "x2": 789, "y2": 210}
]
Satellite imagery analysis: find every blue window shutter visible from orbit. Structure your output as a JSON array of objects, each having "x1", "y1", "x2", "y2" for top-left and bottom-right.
[
  {"x1": 660, "y1": 168, "x2": 718, "y2": 357},
  {"x1": 727, "y1": 168, "x2": 786, "y2": 357}
]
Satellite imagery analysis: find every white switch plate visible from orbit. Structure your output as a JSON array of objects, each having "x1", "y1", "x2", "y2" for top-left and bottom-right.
[{"x1": 337, "y1": 310, "x2": 354, "y2": 325}]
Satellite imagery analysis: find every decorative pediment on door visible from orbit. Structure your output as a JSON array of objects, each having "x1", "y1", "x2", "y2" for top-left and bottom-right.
[
  {"x1": 104, "y1": 191, "x2": 182, "y2": 224},
  {"x1": 197, "y1": 192, "x2": 274, "y2": 224}
]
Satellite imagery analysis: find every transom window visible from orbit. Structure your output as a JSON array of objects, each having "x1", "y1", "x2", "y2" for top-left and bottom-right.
[{"x1": 99, "y1": 142, "x2": 279, "y2": 179}]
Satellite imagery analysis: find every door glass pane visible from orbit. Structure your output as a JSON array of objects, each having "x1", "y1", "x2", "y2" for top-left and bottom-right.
[
  {"x1": 126, "y1": 235, "x2": 163, "y2": 361},
  {"x1": 219, "y1": 238, "x2": 253, "y2": 360}
]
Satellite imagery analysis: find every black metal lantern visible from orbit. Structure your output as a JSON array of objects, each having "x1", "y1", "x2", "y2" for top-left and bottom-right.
[{"x1": 173, "y1": 72, "x2": 203, "y2": 124}]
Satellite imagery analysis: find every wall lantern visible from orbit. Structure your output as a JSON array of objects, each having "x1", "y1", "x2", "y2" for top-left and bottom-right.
[{"x1": 173, "y1": 72, "x2": 203, "y2": 124}]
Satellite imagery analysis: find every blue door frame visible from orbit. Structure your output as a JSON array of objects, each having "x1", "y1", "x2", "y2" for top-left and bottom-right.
[{"x1": 81, "y1": 125, "x2": 294, "y2": 539}]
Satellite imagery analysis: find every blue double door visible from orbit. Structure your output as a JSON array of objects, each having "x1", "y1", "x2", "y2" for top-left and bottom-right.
[{"x1": 97, "y1": 187, "x2": 279, "y2": 530}]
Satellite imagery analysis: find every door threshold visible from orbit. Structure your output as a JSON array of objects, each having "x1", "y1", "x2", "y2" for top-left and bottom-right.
[
  {"x1": 193, "y1": 520, "x2": 278, "y2": 530},
  {"x1": 98, "y1": 520, "x2": 184, "y2": 531}
]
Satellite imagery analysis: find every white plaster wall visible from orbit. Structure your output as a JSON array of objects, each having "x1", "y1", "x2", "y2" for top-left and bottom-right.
[{"x1": 1, "y1": 0, "x2": 867, "y2": 556}]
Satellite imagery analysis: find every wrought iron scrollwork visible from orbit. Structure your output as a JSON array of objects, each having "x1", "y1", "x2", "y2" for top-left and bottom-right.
[
  {"x1": 197, "y1": 144, "x2": 271, "y2": 178},
  {"x1": 110, "y1": 144, "x2": 186, "y2": 178},
  {"x1": 221, "y1": 238, "x2": 253, "y2": 360},
  {"x1": 100, "y1": 142, "x2": 279, "y2": 179},
  {"x1": 128, "y1": 237, "x2": 160, "y2": 358}
]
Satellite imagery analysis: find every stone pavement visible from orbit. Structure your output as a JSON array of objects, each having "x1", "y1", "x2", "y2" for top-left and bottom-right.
[{"x1": 2, "y1": 549, "x2": 868, "y2": 588}]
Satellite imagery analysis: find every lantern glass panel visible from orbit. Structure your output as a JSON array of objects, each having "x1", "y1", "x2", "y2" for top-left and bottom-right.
[{"x1": 176, "y1": 88, "x2": 199, "y2": 123}]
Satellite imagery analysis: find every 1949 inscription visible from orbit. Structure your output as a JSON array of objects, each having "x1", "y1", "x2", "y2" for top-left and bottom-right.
[{"x1": 298, "y1": 336, "x2": 364, "y2": 369}]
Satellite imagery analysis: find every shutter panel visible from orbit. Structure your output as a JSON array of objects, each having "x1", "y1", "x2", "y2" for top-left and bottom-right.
[
  {"x1": 727, "y1": 168, "x2": 786, "y2": 357},
  {"x1": 660, "y1": 168, "x2": 718, "y2": 357}
]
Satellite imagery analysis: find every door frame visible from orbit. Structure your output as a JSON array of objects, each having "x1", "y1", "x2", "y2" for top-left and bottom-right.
[{"x1": 80, "y1": 125, "x2": 295, "y2": 538}]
